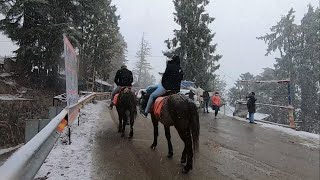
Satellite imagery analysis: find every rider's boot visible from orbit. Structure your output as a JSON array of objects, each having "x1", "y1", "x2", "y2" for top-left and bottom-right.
[{"x1": 109, "y1": 102, "x2": 114, "y2": 110}]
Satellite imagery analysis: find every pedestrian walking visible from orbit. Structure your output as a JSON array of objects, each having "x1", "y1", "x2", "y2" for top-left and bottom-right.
[
  {"x1": 211, "y1": 92, "x2": 221, "y2": 119},
  {"x1": 246, "y1": 92, "x2": 257, "y2": 124},
  {"x1": 202, "y1": 90, "x2": 210, "y2": 113},
  {"x1": 187, "y1": 89, "x2": 195, "y2": 101}
]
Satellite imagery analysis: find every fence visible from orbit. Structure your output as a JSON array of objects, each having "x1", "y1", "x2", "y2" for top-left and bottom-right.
[
  {"x1": 0, "y1": 92, "x2": 110, "y2": 180},
  {"x1": 234, "y1": 100, "x2": 296, "y2": 129}
]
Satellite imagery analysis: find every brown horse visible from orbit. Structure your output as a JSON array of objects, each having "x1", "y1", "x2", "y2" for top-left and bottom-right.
[
  {"x1": 115, "y1": 87, "x2": 137, "y2": 138},
  {"x1": 140, "y1": 92, "x2": 200, "y2": 173}
]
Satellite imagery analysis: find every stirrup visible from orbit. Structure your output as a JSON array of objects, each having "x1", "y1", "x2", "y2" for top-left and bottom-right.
[{"x1": 139, "y1": 110, "x2": 148, "y2": 118}]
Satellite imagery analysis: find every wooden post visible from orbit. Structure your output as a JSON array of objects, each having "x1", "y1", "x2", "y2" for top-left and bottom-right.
[{"x1": 288, "y1": 106, "x2": 295, "y2": 129}]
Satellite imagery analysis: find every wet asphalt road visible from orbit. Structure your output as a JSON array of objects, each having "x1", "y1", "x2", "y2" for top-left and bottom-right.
[{"x1": 91, "y1": 102, "x2": 319, "y2": 180}]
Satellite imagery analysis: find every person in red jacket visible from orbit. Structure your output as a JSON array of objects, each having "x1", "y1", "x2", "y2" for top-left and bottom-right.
[{"x1": 211, "y1": 92, "x2": 221, "y2": 119}]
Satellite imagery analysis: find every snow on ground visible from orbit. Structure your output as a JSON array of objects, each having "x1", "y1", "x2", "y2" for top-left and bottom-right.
[
  {"x1": 209, "y1": 104, "x2": 269, "y2": 120},
  {"x1": 230, "y1": 112, "x2": 319, "y2": 147},
  {"x1": 260, "y1": 123, "x2": 319, "y2": 143},
  {"x1": 0, "y1": 72, "x2": 12, "y2": 77},
  {"x1": 0, "y1": 144, "x2": 23, "y2": 156},
  {"x1": 208, "y1": 104, "x2": 319, "y2": 146},
  {"x1": 0, "y1": 94, "x2": 31, "y2": 101},
  {"x1": 35, "y1": 101, "x2": 103, "y2": 180}
]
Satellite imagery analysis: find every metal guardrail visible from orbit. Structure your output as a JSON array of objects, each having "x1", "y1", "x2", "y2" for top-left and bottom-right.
[{"x1": 0, "y1": 92, "x2": 110, "y2": 180}]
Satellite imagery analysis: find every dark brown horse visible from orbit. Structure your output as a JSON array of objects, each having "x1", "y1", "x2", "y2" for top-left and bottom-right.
[
  {"x1": 140, "y1": 92, "x2": 200, "y2": 173},
  {"x1": 115, "y1": 87, "x2": 137, "y2": 138}
]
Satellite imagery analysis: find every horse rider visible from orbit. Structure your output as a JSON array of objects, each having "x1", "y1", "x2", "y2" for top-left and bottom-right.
[
  {"x1": 109, "y1": 64, "x2": 133, "y2": 110},
  {"x1": 140, "y1": 55, "x2": 184, "y2": 117}
]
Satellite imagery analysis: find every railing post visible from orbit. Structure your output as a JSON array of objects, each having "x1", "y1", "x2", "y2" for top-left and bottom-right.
[{"x1": 288, "y1": 106, "x2": 295, "y2": 129}]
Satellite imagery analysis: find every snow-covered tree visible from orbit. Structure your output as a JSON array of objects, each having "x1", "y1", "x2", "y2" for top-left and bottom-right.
[
  {"x1": 0, "y1": 0, "x2": 77, "y2": 87},
  {"x1": 256, "y1": 5, "x2": 319, "y2": 132},
  {"x1": 164, "y1": 0, "x2": 222, "y2": 89},
  {"x1": 133, "y1": 34, "x2": 155, "y2": 88}
]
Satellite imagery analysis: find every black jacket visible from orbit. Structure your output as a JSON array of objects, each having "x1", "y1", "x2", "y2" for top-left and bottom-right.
[
  {"x1": 246, "y1": 95, "x2": 257, "y2": 113},
  {"x1": 114, "y1": 68, "x2": 133, "y2": 86},
  {"x1": 188, "y1": 90, "x2": 195, "y2": 100},
  {"x1": 203, "y1": 91, "x2": 210, "y2": 101},
  {"x1": 161, "y1": 63, "x2": 183, "y2": 91}
]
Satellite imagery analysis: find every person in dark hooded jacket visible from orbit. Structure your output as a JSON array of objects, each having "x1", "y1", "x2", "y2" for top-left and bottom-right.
[
  {"x1": 202, "y1": 90, "x2": 210, "y2": 113},
  {"x1": 246, "y1": 92, "x2": 257, "y2": 124},
  {"x1": 109, "y1": 65, "x2": 133, "y2": 109},
  {"x1": 140, "y1": 55, "x2": 183, "y2": 117}
]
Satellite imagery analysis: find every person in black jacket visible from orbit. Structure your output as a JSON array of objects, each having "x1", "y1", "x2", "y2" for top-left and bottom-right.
[
  {"x1": 202, "y1": 90, "x2": 210, "y2": 113},
  {"x1": 246, "y1": 92, "x2": 257, "y2": 124},
  {"x1": 140, "y1": 55, "x2": 183, "y2": 117},
  {"x1": 187, "y1": 90, "x2": 195, "y2": 101},
  {"x1": 109, "y1": 65, "x2": 133, "y2": 109}
]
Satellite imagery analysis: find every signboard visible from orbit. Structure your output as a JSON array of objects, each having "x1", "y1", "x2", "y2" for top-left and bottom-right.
[{"x1": 63, "y1": 35, "x2": 79, "y2": 124}]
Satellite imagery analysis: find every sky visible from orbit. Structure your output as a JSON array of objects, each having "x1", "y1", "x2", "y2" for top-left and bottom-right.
[{"x1": 0, "y1": 0, "x2": 319, "y2": 88}]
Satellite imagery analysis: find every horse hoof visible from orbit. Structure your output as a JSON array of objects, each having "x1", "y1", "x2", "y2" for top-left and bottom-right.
[
  {"x1": 167, "y1": 153, "x2": 173, "y2": 159},
  {"x1": 150, "y1": 144, "x2": 156, "y2": 149},
  {"x1": 121, "y1": 134, "x2": 125, "y2": 137},
  {"x1": 182, "y1": 167, "x2": 190, "y2": 174}
]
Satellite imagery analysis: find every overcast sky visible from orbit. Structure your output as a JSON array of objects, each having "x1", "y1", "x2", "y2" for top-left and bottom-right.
[{"x1": 0, "y1": 0, "x2": 319, "y2": 88}]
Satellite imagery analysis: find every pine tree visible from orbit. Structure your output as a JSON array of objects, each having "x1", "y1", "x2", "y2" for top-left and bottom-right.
[
  {"x1": 257, "y1": 8, "x2": 299, "y2": 107},
  {"x1": 258, "y1": 6, "x2": 320, "y2": 132},
  {"x1": 295, "y1": 5, "x2": 319, "y2": 132},
  {"x1": 133, "y1": 34, "x2": 154, "y2": 88},
  {"x1": 75, "y1": 0, "x2": 122, "y2": 89},
  {"x1": 0, "y1": 0, "x2": 125, "y2": 90},
  {"x1": 164, "y1": 0, "x2": 222, "y2": 89},
  {"x1": 0, "y1": 0, "x2": 77, "y2": 87}
]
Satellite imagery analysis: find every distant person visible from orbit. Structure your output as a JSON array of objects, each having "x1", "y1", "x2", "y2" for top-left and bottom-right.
[
  {"x1": 246, "y1": 92, "x2": 257, "y2": 124},
  {"x1": 109, "y1": 65, "x2": 133, "y2": 110},
  {"x1": 202, "y1": 90, "x2": 210, "y2": 113},
  {"x1": 211, "y1": 92, "x2": 221, "y2": 119},
  {"x1": 187, "y1": 90, "x2": 195, "y2": 101}
]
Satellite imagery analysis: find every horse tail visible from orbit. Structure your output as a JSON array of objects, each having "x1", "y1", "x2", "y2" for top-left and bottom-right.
[{"x1": 188, "y1": 100, "x2": 200, "y2": 157}]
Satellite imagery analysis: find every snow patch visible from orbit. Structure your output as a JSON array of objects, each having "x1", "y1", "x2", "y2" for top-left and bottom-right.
[
  {"x1": 0, "y1": 73, "x2": 12, "y2": 77},
  {"x1": 0, "y1": 94, "x2": 32, "y2": 101},
  {"x1": 0, "y1": 144, "x2": 23, "y2": 156},
  {"x1": 261, "y1": 123, "x2": 320, "y2": 142},
  {"x1": 35, "y1": 101, "x2": 103, "y2": 180},
  {"x1": 225, "y1": 109, "x2": 319, "y2": 148}
]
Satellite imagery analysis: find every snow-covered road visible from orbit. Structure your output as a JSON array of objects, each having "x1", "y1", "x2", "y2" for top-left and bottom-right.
[{"x1": 34, "y1": 100, "x2": 319, "y2": 180}]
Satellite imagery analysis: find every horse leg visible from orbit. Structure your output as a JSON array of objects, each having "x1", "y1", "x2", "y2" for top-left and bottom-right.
[
  {"x1": 164, "y1": 126, "x2": 173, "y2": 158},
  {"x1": 183, "y1": 131, "x2": 193, "y2": 173},
  {"x1": 150, "y1": 116, "x2": 158, "y2": 149},
  {"x1": 118, "y1": 113, "x2": 122, "y2": 133},
  {"x1": 181, "y1": 148, "x2": 187, "y2": 164},
  {"x1": 121, "y1": 112, "x2": 127, "y2": 137},
  {"x1": 129, "y1": 111, "x2": 134, "y2": 138},
  {"x1": 177, "y1": 128, "x2": 193, "y2": 173}
]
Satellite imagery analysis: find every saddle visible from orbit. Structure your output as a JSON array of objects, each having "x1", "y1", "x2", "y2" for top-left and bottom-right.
[
  {"x1": 150, "y1": 90, "x2": 180, "y2": 118},
  {"x1": 113, "y1": 86, "x2": 132, "y2": 106}
]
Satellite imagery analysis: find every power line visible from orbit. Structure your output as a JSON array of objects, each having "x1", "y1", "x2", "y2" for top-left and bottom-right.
[{"x1": 217, "y1": 68, "x2": 238, "y2": 82}]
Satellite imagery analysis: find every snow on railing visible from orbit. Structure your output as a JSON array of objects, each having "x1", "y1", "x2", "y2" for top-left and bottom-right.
[
  {"x1": 235, "y1": 100, "x2": 296, "y2": 129},
  {"x1": 0, "y1": 92, "x2": 110, "y2": 180}
]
